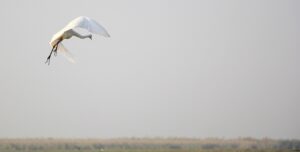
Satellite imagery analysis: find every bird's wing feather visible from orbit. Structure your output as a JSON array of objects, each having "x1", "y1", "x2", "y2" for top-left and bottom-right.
[
  {"x1": 57, "y1": 43, "x2": 76, "y2": 63},
  {"x1": 65, "y1": 16, "x2": 110, "y2": 37}
]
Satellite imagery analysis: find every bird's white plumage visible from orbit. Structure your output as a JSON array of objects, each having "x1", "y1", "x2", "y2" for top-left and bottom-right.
[
  {"x1": 65, "y1": 16, "x2": 110, "y2": 37},
  {"x1": 49, "y1": 16, "x2": 110, "y2": 63}
]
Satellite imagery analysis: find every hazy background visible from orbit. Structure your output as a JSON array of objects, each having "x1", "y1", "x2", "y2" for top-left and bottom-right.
[{"x1": 0, "y1": 0, "x2": 299, "y2": 139}]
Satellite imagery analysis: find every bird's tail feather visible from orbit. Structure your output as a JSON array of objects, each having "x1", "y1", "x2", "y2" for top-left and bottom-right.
[{"x1": 57, "y1": 43, "x2": 76, "y2": 63}]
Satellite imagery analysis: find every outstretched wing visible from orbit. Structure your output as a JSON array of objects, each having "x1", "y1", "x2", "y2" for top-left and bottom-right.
[
  {"x1": 64, "y1": 16, "x2": 110, "y2": 37},
  {"x1": 57, "y1": 43, "x2": 76, "y2": 64}
]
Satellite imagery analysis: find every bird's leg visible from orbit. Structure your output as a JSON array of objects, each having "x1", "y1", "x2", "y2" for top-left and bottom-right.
[
  {"x1": 45, "y1": 42, "x2": 60, "y2": 65},
  {"x1": 53, "y1": 39, "x2": 62, "y2": 56},
  {"x1": 45, "y1": 39, "x2": 62, "y2": 65},
  {"x1": 45, "y1": 45, "x2": 57, "y2": 65},
  {"x1": 53, "y1": 45, "x2": 58, "y2": 56}
]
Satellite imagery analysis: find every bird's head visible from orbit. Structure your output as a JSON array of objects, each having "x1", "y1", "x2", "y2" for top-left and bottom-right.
[{"x1": 88, "y1": 34, "x2": 92, "y2": 40}]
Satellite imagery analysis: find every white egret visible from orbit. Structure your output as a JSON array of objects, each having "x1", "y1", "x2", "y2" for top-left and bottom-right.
[{"x1": 46, "y1": 16, "x2": 110, "y2": 65}]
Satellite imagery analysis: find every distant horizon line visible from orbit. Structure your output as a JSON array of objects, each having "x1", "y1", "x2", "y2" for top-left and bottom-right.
[{"x1": 0, "y1": 136, "x2": 299, "y2": 140}]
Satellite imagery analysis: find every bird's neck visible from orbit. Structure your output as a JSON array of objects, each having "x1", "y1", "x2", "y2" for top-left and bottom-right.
[
  {"x1": 69, "y1": 29, "x2": 91, "y2": 39},
  {"x1": 78, "y1": 34, "x2": 90, "y2": 39}
]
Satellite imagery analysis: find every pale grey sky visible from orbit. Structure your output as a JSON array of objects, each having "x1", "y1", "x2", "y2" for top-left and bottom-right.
[{"x1": 0, "y1": 0, "x2": 299, "y2": 139}]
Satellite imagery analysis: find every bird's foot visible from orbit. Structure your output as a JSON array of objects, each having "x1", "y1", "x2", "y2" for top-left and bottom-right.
[{"x1": 45, "y1": 57, "x2": 51, "y2": 65}]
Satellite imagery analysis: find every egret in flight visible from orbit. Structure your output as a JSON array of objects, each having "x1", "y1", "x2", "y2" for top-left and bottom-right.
[{"x1": 45, "y1": 16, "x2": 110, "y2": 65}]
